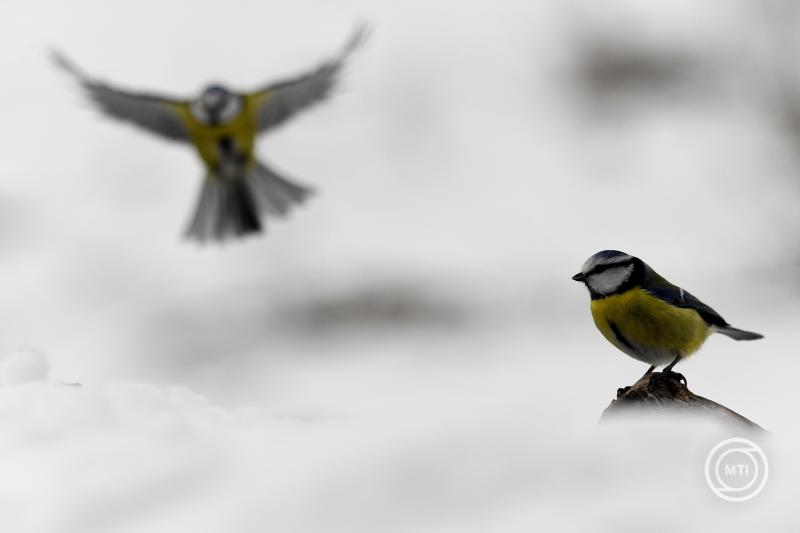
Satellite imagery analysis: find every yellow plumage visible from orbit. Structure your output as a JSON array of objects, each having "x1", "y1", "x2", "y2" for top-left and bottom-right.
[
  {"x1": 52, "y1": 25, "x2": 367, "y2": 241},
  {"x1": 170, "y1": 95, "x2": 262, "y2": 174},
  {"x1": 590, "y1": 288, "x2": 711, "y2": 365},
  {"x1": 574, "y1": 250, "x2": 762, "y2": 374}
]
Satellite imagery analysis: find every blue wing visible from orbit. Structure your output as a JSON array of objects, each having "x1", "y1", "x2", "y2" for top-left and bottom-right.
[
  {"x1": 250, "y1": 25, "x2": 367, "y2": 133},
  {"x1": 644, "y1": 283, "x2": 729, "y2": 327},
  {"x1": 52, "y1": 50, "x2": 189, "y2": 142}
]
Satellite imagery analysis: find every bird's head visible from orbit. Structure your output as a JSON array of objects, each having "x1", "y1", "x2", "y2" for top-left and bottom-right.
[
  {"x1": 200, "y1": 84, "x2": 233, "y2": 112},
  {"x1": 572, "y1": 250, "x2": 644, "y2": 298},
  {"x1": 191, "y1": 84, "x2": 242, "y2": 124}
]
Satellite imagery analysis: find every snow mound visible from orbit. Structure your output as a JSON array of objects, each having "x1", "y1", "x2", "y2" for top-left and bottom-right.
[
  {"x1": 0, "y1": 347, "x2": 50, "y2": 385},
  {"x1": 0, "y1": 376, "x2": 796, "y2": 533}
]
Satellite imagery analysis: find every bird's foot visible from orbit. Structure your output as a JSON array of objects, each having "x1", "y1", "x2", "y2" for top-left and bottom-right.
[
  {"x1": 617, "y1": 386, "x2": 632, "y2": 398},
  {"x1": 662, "y1": 369, "x2": 687, "y2": 387},
  {"x1": 639, "y1": 365, "x2": 656, "y2": 380}
]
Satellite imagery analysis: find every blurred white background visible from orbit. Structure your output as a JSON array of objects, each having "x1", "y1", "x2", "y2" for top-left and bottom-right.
[{"x1": 0, "y1": 0, "x2": 798, "y2": 531}]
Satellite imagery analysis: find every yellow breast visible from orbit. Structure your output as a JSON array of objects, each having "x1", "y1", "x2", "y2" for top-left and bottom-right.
[
  {"x1": 171, "y1": 96, "x2": 260, "y2": 172},
  {"x1": 590, "y1": 288, "x2": 712, "y2": 363}
]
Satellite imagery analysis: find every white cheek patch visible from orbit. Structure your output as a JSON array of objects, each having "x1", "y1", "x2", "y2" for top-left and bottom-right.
[
  {"x1": 218, "y1": 96, "x2": 243, "y2": 122},
  {"x1": 586, "y1": 264, "x2": 634, "y2": 295},
  {"x1": 189, "y1": 96, "x2": 243, "y2": 124},
  {"x1": 190, "y1": 100, "x2": 210, "y2": 123}
]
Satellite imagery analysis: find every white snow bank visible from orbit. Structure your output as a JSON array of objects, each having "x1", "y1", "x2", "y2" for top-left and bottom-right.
[
  {"x1": 0, "y1": 348, "x2": 50, "y2": 385},
  {"x1": 0, "y1": 364, "x2": 796, "y2": 533}
]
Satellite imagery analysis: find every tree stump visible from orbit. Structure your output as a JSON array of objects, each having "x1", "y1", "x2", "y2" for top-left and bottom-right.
[{"x1": 601, "y1": 371, "x2": 766, "y2": 433}]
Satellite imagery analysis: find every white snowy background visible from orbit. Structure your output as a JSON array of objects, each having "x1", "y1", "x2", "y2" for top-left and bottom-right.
[{"x1": 0, "y1": 0, "x2": 798, "y2": 531}]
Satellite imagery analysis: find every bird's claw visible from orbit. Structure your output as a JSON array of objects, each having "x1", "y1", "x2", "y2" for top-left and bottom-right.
[{"x1": 662, "y1": 369, "x2": 687, "y2": 387}]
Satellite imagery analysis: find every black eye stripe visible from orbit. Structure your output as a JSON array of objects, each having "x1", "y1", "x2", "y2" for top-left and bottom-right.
[{"x1": 586, "y1": 259, "x2": 633, "y2": 276}]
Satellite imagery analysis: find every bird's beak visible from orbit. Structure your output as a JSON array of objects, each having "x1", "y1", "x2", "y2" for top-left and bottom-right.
[{"x1": 572, "y1": 272, "x2": 586, "y2": 282}]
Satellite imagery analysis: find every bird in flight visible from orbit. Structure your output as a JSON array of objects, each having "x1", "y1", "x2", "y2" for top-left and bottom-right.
[{"x1": 53, "y1": 26, "x2": 366, "y2": 242}]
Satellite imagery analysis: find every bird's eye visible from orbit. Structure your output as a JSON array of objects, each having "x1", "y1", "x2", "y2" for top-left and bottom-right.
[{"x1": 588, "y1": 259, "x2": 634, "y2": 276}]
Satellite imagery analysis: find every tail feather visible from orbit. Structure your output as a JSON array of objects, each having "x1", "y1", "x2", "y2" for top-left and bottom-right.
[
  {"x1": 185, "y1": 177, "x2": 223, "y2": 241},
  {"x1": 248, "y1": 162, "x2": 313, "y2": 216},
  {"x1": 226, "y1": 179, "x2": 262, "y2": 235},
  {"x1": 185, "y1": 162, "x2": 312, "y2": 242},
  {"x1": 716, "y1": 326, "x2": 764, "y2": 341}
]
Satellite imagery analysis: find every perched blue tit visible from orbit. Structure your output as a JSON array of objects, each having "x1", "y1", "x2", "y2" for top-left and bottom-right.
[
  {"x1": 52, "y1": 26, "x2": 366, "y2": 242},
  {"x1": 572, "y1": 250, "x2": 762, "y2": 378}
]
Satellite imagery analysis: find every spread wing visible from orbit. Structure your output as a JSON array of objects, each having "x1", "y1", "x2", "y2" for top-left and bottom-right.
[
  {"x1": 249, "y1": 25, "x2": 367, "y2": 133},
  {"x1": 52, "y1": 50, "x2": 190, "y2": 142},
  {"x1": 643, "y1": 270, "x2": 729, "y2": 327}
]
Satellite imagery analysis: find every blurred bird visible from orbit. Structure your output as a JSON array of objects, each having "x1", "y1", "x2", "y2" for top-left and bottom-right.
[
  {"x1": 572, "y1": 250, "x2": 762, "y2": 381},
  {"x1": 52, "y1": 26, "x2": 366, "y2": 242}
]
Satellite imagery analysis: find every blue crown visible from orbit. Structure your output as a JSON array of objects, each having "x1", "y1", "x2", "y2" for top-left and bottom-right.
[{"x1": 592, "y1": 250, "x2": 629, "y2": 261}]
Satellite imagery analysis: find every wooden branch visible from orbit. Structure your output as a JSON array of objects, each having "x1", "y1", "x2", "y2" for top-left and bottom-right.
[{"x1": 601, "y1": 371, "x2": 766, "y2": 433}]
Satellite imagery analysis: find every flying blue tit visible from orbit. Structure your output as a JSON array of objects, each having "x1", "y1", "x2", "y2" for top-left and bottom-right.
[
  {"x1": 572, "y1": 250, "x2": 762, "y2": 379},
  {"x1": 52, "y1": 26, "x2": 366, "y2": 242}
]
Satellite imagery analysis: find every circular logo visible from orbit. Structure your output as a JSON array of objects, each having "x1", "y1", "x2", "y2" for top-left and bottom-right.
[{"x1": 705, "y1": 437, "x2": 768, "y2": 502}]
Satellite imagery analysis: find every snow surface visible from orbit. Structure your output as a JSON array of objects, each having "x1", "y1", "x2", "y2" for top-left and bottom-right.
[
  {"x1": 0, "y1": 0, "x2": 798, "y2": 531},
  {"x1": 0, "y1": 347, "x2": 797, "y2": 533}
]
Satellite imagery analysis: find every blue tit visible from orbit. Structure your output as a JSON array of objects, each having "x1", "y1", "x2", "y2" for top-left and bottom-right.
[
  {"x1": 572, "y1": 250, "x2": 762, "y2": 377},
  {"x1": 52, "y1": 26, "x2": 367, "y2": 242}
]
